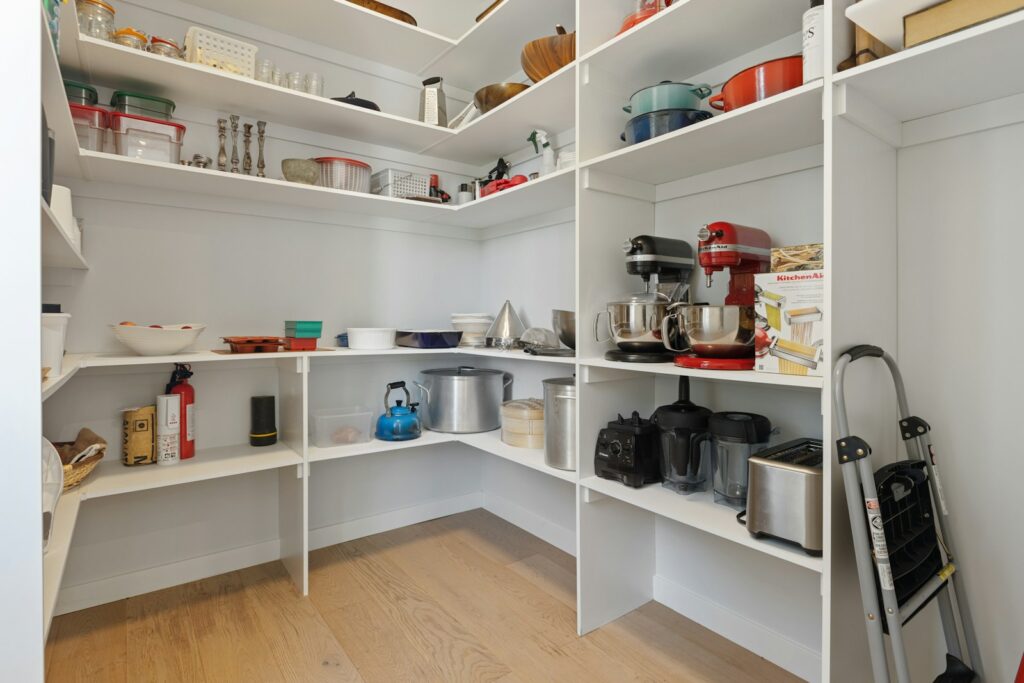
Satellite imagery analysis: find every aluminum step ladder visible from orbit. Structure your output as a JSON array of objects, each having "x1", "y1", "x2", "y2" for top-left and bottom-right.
[{"x1": 833, "y1": 345, "x2": 982, "y2": 683}]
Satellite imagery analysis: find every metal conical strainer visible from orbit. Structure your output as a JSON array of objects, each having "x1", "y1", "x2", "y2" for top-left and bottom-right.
[{"x1": 486, "y1": 299, "x2": 526, "y2": 350}]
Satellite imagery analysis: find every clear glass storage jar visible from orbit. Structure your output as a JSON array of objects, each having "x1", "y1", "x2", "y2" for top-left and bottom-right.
[
  {"x1": 113, "y1": 27, "x2": 147, "y2": 50},
  {"x1": 76, "y1": 0, "x2": 116, "y2": 41},
  {"x1": 148, "y1": 36, "x2": 182, "y2": 59}
]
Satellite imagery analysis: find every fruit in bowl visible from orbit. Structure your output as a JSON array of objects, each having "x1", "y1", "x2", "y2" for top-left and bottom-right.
[{"x1": 111, "y1": 323, "x2": 206, "y2": 356}]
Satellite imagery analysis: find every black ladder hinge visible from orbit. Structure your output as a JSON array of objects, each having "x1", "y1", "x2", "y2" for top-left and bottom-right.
[
  {"x1": 836, "y1": 436, "x2": 871, "y2": 464},
  {"x1": 899, "y1": 416, "x2": 931, "y2": 440}
]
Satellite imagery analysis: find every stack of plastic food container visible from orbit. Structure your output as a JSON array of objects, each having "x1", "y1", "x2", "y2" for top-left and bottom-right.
[
  {"x1": 311, "y1": 408, "x2": 373, "y2": 447},
  {"x1": 110, "y1": 91, "x2": 176, "y2": 119},
  {"x1": 283, "y1": 320, "x2": 322, "y2": 351},
  {"x1": 314, "y1": 157, "x2": 372, "y2": 193},
  {"x1": 70, "y1": 103, "x2": 108, "y2": 152},
  {"x1": 451, "y1": 313, "x2": 494, "y2": 347},
  {"x1": 109, "y1": 112, "x2": 186, "y2": 163}
]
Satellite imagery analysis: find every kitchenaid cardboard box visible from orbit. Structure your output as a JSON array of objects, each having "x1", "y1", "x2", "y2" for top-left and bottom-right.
[{"x1": 755, "y1": 270, "x2": 824, "y2": 377}]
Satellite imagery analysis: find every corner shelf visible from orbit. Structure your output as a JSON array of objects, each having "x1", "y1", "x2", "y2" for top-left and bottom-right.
[
  {"x1": 459, "y1": 430, "x2": 576, "y2": 483},
  {"x1": 581, "y1": 81, "x2": 824, "y2": 185},
  {"x1": 41, "y1": 199, "x2": 87, "y2": 270},
  {"x1": 310, "y1": 429, "x2": 459, "y2": 463},
  {"x1": 580, "y1": 475, "x2": 823, "y2": 573},
  {"x1": 579, "y1": 357, "x2": 824, "y2": 390},
  {"x1": 80, "y1": 443, "x2": 303, "y2": 499},
  {"x1": 42, "y1": 354, "x2": 85, "y2": 402}
]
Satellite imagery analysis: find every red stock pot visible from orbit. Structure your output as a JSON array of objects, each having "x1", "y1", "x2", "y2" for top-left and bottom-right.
[{"x1": 709, "y1": 56, "x2": 803, "y2": 113}]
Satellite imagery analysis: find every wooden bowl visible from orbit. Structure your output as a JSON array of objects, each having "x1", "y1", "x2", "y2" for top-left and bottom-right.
[
  {"x1": 521, "y1": 25, "x2": 576, "y2": 84},
  {"x1": 474, "y1": 83, "x2": 530, "y2": 113},
  {"x1": 347, "y1": 0, "x2": 416, "y2": 25}
]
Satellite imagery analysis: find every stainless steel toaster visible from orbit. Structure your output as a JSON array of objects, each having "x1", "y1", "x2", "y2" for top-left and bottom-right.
[{"x1": 745, "y1": 439, "x2": 823, "y2": 555}]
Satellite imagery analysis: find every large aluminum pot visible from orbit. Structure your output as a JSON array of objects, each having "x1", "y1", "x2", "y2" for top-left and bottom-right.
[
  {"x1": 595, "y1": 293, "x2": 681, "y2": 352},
  {"x1": 662, "y1": 304, "x2": 756, "y2": 357},
  {"x1": 543, "y1": 377, "x2": 576, "y2": 471},
  {"x1": 415, "y1": 366, "x2": 512, "y2": 433}
]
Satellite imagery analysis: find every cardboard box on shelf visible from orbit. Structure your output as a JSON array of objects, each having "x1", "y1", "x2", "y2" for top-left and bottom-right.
[
  {"x1": 904, "y1": 0, "x2": 1024, "y2": 48},
  {"x1": 755, "y1": 270, "x2": 824, "y2": 377}
]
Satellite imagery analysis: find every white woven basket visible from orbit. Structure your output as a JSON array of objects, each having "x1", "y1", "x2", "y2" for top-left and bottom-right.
[
  {"x1": 371, "y1": 169, "x2": 430, "y2": 199},
  {"x1": 184, "y1": 26, "x2": 257, "y2": 79}
]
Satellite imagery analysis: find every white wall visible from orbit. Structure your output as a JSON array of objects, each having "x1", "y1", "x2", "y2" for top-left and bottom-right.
[{"x1": 897, "y1": 121, "x2": 1024, "y2": 682}]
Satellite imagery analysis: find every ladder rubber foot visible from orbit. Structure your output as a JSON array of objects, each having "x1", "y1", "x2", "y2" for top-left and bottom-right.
[{"x1": 933, "y1": 654, "x2": 975, "y2": 683}]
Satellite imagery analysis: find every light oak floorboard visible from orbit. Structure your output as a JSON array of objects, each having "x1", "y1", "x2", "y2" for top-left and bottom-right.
[{"x1": 47, "y1": 510, "x2": 801, "y2": 683}]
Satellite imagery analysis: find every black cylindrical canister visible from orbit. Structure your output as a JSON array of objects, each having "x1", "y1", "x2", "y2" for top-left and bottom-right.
[{"x1": 250, "y1": 396, "x2": 277, "y2": 447}]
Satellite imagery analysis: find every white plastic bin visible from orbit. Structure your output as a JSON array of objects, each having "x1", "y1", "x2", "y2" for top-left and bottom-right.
[
  {"x1": 311, "y1": 407, "x2": 373, "y2": 448},
  {"x1": 42, "y1": 313, "x2": 70, "y2": 377}
]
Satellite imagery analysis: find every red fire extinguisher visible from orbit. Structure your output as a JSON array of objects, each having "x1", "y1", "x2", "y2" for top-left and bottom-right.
[{"x1": 166, "y1": 363, "x2": 195, "y2": 459}]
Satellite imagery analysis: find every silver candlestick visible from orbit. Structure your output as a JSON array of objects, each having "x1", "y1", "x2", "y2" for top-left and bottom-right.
[
  {"x1": 217, "y1": 118, "x2": 227, "y2": 171},
  {"x1": 229, "y1": 115, "x2": 240, "y2": 173},
  {"x1": 256, "y1": 121, "x2": 267, "y2": 178},
  {"x1": 243, "y1": 123, "x2": 253, "y2": 175}
]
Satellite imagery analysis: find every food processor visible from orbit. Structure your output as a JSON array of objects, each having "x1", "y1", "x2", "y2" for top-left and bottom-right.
[
  {"x1": 650, "y1": 377, "x2": 711, "y2": 494},
  {"x1": 709, "y1": 411, "x2": 772, "y2": 509}
]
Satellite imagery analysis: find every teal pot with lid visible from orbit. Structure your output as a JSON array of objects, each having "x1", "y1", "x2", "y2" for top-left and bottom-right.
[{"x1": 624, "y1": 80, "x2": 712, "y2": 115}]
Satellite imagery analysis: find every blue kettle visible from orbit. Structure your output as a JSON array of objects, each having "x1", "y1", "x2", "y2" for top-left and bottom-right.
[{"x1": 375, "y1": 381, "x2": 422, "y2": 441}]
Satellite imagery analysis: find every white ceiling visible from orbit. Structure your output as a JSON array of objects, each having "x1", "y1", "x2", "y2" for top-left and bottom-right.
[{"x1": 384, "y1": 0, "x2": 499, "y2": 39}]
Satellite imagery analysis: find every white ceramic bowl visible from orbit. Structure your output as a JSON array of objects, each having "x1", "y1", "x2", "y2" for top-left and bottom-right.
[
  {"x1": 347, "y1": 327, "x2": 397, "y2": 350},
  {"x1": 111, "y1": 323, "x2": 206, "y2": 356}
]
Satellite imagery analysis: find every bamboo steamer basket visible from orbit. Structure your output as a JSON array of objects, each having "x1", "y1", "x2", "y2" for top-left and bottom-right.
[{"x1": 501, "y1": 399, "x2": 544, "y2": 447}]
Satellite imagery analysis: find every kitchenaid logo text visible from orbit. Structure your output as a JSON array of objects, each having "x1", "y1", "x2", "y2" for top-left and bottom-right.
[{"x1": 776, "y1": 273, "x2": 824, "y2": 282}]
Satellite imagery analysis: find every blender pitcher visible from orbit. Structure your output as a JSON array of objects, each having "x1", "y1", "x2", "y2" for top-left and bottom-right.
[{"x1": 709, "y1": 412, "x2": 772, "y2": 509}]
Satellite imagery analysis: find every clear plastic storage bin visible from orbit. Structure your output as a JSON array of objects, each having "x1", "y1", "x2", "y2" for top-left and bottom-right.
[
  {"x1": 312, "y1": 408, "x2": 373, "y2": 448},
  {"x1": 109, "y1": 111, "x2": 186, "y2": 163},
  {"x1": 69, "y1": 103, "x2": 108, "y2": 152}
]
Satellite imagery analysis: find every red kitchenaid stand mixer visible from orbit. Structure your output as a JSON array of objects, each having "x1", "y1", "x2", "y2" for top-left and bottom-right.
[{"x1": 674, "y1": 221, "x2": 771, "y2": 371}]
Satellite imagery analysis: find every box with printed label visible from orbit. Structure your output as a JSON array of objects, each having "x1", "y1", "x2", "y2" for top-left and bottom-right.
[{"x1": 755, "y1": 270, "x2": 825, "y2": 377}]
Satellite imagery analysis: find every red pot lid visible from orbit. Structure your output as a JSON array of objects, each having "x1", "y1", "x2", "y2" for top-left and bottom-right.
[
  {"x1": 674, "y1": 355, "x2": 754, "y2": 371},
  {"x1": 721, "y1": 54, "x2": 803, "y2": 90},
  {"x1": 313, "y1": 157, "x2": 371, "y2": 168}
]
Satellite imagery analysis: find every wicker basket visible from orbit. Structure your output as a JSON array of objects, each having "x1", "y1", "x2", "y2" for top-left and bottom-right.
[
  {"x1": 184, "y1": 26, "x2": 257, "y2": 79},
  {"x1": 54, "y1": 434, "x2": 107, "y2": 491},
  {"x1": 371, "y1": 169, "x2": 430, "y2": 199}
]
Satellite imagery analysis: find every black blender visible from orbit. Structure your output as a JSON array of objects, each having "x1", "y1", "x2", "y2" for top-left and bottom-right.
[
  {"x1": 597, "y1": 235, "x2": 694, "y2": 363},
  {"x1": 651, "y1": 377, "x2": 712, "y2": 494},
  {"x1": 709, "y1": 411, "x2": 772, "y2": 509}
]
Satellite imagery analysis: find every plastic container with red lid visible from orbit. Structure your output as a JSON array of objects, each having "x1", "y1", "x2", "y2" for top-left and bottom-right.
[
  {"x1": 314, "y1": 157, "x2": 372, "y2": 193},
  {"x1": 109, "y1": 111, "x2": 186, "y2": 164},
  {"x1": 69, "y1": 103, "x2": 109, "y2": 152}
]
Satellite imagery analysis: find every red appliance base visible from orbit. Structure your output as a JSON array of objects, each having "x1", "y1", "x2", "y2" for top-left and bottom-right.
[{"x1": 674, "y1": 355, "x2": 754, "y2": 371}]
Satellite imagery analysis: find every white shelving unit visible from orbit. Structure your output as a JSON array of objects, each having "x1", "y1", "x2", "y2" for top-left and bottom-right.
[
  {"x1": 34, "y1": 1, "x2": 1018, "y2": 681},
  {"x1": 42, "y1": 489, "x2": 81, "y2": 638}
]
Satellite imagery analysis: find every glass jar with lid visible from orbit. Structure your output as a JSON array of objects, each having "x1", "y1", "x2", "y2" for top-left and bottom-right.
[
  {"x1": 113, "y1": 27, "x2": 147, "y2": 50},
  {"x1": 76, "y1": 0, "x2": 116, "y2": 41},
  {"x1": 148, "y1": 36, "x2": 182, "y2": 59}
]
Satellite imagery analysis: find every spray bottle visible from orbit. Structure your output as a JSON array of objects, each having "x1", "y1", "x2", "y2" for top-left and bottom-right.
[
  {"x1": 527, "y1": 129, "x2": 557, "y2": 176},
  {"x1": 165, "y1": 363, "x2": 195, "y2": 459}
]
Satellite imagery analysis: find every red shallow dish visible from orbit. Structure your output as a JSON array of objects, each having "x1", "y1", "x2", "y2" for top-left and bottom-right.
[{"x1": 708, "y1": 56, "x2": 803, "y2": 113}]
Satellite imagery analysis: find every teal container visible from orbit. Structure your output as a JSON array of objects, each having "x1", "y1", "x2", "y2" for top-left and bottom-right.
[{"x1": 285, "y1": 321, "x2": 323, "y2": 338}]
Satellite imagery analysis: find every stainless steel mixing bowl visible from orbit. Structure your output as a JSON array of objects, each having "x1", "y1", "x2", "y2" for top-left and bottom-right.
[
  {"x1": 662, "y1": 305, "x2": 756, "y2": 357},
  {"x1": 552, "y1": 309, "x2": 575, "y2": 350},
  {"x1": 596, "y1": 295, "x2": 681, "y2": 353}
]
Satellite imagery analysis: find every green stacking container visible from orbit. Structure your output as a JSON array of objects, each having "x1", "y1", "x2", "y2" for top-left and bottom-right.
[
  {"x1": 110, "y1": 90, "x2": 176, "y2": 120},
  {"x1": 285, "y1": 321, "x2": 323, "y2": 338},
  {"x1": 64, "y1": 80, "x2": 99, "y2": 106}
]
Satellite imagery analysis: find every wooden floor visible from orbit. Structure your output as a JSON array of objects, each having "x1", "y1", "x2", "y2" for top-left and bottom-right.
[{"x1": 46, "y1": 509, "x2": 800, "y2": 682}]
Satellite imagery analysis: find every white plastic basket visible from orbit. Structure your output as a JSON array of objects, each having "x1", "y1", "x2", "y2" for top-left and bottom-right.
[
  {"x1": 371, "y1": 169, "x2": 430, "y2": 199},
  {"x1": 184, "y1": 26, "x2": 257, "y2": 79}
]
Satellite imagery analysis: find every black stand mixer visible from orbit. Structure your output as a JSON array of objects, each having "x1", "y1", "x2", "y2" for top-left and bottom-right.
[{"x1": 598, "y1": 235, "x2": 695, "y2": 363}]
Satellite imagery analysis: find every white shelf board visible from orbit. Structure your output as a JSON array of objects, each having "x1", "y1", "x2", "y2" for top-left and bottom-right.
[
  {"x1": 41, "y1": 199, "x2": 87, "y2": 269},
  {"x1": 43, "y1": 488, "x2": 81, "y2": 637},
  {"x1": 310, "y1": 429, "x2": 458, "y2": 463},
  {"x1": 42, "y1": 8, "x2": 81, "y2": 177},
  {"x1": 580, "y1": 357, "x2": 823, "y2": 390},
  {"x1": 63, "y1": 35, "x2": 454, "y2": 154},
  {"x1": 458, "y1": 347, "x2": 576, "y2": 364},
  {"x1": 423, "y1": 64, "x2": 576, "y2": 165},
  {"x1": 81, "y1": 349, "x2": 316, "y2": 368},
  {"x1": 580, "y1": 476, "x2": 822, "y2": 573},
  {"x1": 459, "y1": 430, "x2": 576, "y2": 483},
  {"x1": 421, "y1": 0, "x2": 576, "y2": 92},
  {"x1": 42, "y1": 354, "x2": 85, "y2": 402},
  {"x1": 582, "y1": 81, "x2": 824, "y2": 185},
  {"x1": 175, "y1": 0, "x2": 572, "y2": 92},
  {"x1": 81, "y1": 443, "x2": 302, "y2": 499},
  {"x1": 833, "y1": 10, "x2": 1024, "y2": 123},
  {"x1": 580, "y1": 0, "x2": 808, "y2": 83},
  {"x1": 76, "y1": 151, "x2": 573, "y2": 229}
]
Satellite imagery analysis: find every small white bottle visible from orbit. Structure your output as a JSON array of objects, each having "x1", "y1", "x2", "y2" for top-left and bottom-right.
[
  {"x1": 802, "y1": 0, "x2": 825, "y2": 83},
  {"x1": 156, "y1": 394, "x2": 181, "y2": 466}
]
